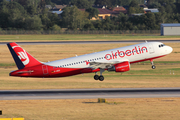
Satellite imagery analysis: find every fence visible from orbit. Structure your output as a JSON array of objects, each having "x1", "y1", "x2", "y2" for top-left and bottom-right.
[{"x1": 0, "y1": 30, "x2": 160, "y2": 35}]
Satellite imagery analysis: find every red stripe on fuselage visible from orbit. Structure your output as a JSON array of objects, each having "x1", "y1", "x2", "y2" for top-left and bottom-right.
[
  {"x1": 10, "y1": 55, "x2": 166, "y2": 78},
  {"x1": 10, "y1": 63, "x2": 100, "y2": 78}
]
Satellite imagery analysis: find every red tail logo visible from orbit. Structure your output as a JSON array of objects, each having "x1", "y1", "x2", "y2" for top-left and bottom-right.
[
  {"x1": 12, "y1": 45, "x2": 30, "y2": 65},
  {"x1": 8, "y1": 42, "x2": 41, "y2": 68}
]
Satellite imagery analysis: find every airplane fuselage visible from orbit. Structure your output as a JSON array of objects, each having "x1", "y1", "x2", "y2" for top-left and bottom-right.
[{"x1": 9, "y1": 42, "x2": 173, "y2": 79}]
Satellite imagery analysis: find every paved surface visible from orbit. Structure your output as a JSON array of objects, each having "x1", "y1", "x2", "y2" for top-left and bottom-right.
[
  {"x1": 1, "y1": 40, "x2": 180, "y2": 45},
  {"x1": 1, "y1": 88, "x2": 180, "y2": 100},
  {"x1": 1, "y1": 41, "x2": 180, "y2": 100}
]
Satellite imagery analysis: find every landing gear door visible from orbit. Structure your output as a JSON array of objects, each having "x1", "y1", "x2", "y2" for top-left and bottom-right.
[
  {"x1": 148, "y1": 43, "x2": 155, "y2": 54},
  {"x1": 42, "y1": 65, "x2": 48, "y2": 75}
]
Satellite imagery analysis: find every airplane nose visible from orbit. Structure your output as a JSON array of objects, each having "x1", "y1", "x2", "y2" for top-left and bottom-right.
[{"x1": 166, "y1": 46, "x2": 173, "y2": 54}]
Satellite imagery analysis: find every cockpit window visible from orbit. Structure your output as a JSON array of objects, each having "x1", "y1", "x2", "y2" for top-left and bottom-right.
[{"x1": 159, "y1": 44, "x2": 165, "y2": 48}]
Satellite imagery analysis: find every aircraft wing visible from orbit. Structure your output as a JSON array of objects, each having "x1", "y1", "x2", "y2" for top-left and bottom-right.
[{"x1": 89, "y1": 59, "x2": 129, "y2": 69}]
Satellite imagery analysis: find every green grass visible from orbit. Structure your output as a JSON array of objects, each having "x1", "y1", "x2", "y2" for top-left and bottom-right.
[
  {"x1": 0, "y1": 63, "x2": 15, "y2": 67},
  {"x1": 1, "y1": 63, "x2": 180, "y2": 90},
  {"x1": 0, "y1": 34, "x2": 180, "y2": 41}
]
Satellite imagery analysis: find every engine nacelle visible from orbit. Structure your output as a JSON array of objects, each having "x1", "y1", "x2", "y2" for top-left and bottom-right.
[{"x1": 108, "y1": 61, "x2": 130, "y2": 72}]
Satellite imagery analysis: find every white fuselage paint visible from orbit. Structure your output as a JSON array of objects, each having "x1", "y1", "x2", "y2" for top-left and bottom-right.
[{"x1": 44, "y1": 42, "x2": 173, "y2": 68}]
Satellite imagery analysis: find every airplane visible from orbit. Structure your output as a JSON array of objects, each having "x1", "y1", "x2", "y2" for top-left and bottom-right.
[{"x1": 7, "y1": 42, "x2": 173, "y2": 81}]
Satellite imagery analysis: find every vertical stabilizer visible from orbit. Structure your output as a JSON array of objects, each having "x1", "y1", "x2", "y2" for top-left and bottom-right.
[{"x1": 7, "y1": 42, "x2": 41, "y2": 69}]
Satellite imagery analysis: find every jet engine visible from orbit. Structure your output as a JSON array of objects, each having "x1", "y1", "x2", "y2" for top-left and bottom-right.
[{"x1": 108, "y1": 61, "x2": 130, "y2": 72}]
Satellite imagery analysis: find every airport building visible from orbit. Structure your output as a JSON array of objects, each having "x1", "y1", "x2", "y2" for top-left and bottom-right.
[{"x1": 161, "y1": 23, "x2": 180, "y2": 36}]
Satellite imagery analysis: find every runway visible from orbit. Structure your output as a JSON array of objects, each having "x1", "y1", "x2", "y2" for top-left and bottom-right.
[
  {"x1": 1, "y1": 88, "x2": 180, "y2": 100},
  {"x1": 1, "y1": 41, "x2": 179, "y2": 100},
  {"x1": 0, "y1": 40, "x2": 180, "y2": 45}
]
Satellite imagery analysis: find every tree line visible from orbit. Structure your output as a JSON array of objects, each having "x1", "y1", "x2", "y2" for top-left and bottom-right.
[{"x1": 0, "y1": 0, "x2": 180, "y2": 31}]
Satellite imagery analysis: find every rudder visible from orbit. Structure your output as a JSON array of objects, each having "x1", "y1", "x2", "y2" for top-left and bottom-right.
[{"x1": 7, "y1": 42, "x2": 41, "y2": 69}]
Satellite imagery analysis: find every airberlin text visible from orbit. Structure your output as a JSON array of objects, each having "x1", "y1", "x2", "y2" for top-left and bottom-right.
[{"x1": 105, "y1": 46, "x2": 148, "y2": 60}]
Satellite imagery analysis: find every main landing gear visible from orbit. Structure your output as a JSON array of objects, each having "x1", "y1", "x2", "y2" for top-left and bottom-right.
[
  {"x1": 94, "y1": 75, "x2": 104, "y2": 81},
  {"x1": 150, "y1": 59, "x2": 156, "y2": 69},
  {"x1": 94, "y1": 69, "x2": 105, "y2": 81}
]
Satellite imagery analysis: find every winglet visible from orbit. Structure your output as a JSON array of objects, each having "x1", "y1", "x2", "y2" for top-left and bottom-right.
[{"x1": 7, "y1": 42, "x2": 41, "y2": 69}]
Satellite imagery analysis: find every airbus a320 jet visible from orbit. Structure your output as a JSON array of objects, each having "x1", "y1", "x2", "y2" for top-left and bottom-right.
[{"x1": 7, "y1": 42, "x2": 173, "y2": 81}]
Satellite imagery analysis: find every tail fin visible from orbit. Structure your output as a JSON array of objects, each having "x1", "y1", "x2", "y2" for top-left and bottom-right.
[{"x1": 7, "y1": 42, "x2": 41, "y2": 69}]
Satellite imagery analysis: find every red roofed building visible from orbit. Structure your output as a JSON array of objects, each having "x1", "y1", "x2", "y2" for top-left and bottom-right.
[
  {"x1": 80, "y1": 7, "x2": 118, "y2": 20},
  {"x1": 111, "y1": 6, "x2": 127, "y2": 14}
]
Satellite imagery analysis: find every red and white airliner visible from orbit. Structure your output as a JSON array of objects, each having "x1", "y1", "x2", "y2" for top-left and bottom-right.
[{"x1": 7, "y1": 42, "x2": 172, "y2": 81}]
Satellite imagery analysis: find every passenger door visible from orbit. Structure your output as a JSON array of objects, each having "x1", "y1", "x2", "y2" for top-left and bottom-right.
[{"x1": 42, "y1": 65, "x2": 48, "y2": 75}]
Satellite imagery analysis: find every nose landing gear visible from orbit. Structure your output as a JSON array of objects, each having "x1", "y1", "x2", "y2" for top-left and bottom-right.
[
  {"x1": 150, "y1": 59, "x2": 156, "y2": 69},
  {"x1": 152, "y1": 65, "x2": 156, "y2": 69}
]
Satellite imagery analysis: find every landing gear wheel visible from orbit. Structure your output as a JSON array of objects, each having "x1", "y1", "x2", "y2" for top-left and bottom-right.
[
  {"x1": 99, "y1": 75, "x2": 104, "y2": 81},
  {"x1": 152, "y1": 65, "x2": 156, "y2": 69},
  {"x1": 94, "y1": 75, "x2": 99, "y2": 80}
]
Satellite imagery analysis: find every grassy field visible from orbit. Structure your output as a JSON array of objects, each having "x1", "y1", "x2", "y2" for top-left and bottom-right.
[
  {"x1": 1, "y1": 64, "x2": 180, "y2": 89},
  {"x1": 1, "y1": 98, "x2": 180, "y2": 120},
  {"x1": 0, "y1": 34, "x2": 180, "y2": 42},
  {"x1": 0, "y1": 35, "x2": 180, "y2": 120},
  {"x1": 0, "y1": 43, "x2": 180, "y2": 89}
]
